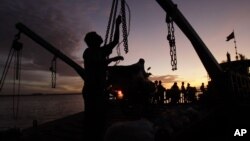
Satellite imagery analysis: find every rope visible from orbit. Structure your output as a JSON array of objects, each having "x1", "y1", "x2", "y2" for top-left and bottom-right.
[
  {"x1": 104, "y1": 0, "x2": 118, "y2": 46},
  {"x1": 114, "y1": 43, "x2": 121, "y2": 66},
  {"x1": 109, "y1": 0, "x2": 118, "y2": 43},
  {"x1": 0, "y1": 48, "x2": 14, "y2": 92},
  {"x1": 0, "y1": 42, "x2": 21, "y2": 119},
  {"x1": 1, "y1": 32, "x2": 23, "y2": 120},
  {"x1": 0, "y1": 32, "x2": 20, "y2": 92},
  {"x1": 13, "y1": 48, "x2": 22, "y2": 119}
]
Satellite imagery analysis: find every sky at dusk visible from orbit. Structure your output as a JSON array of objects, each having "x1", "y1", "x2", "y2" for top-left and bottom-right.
[{"x1": 1, "y1": 0, "x2": 250, "y2": 94}]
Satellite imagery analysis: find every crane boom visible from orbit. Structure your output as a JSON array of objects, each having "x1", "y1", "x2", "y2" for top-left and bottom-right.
[
  {"x1": 15, "y1": 22, "x2": 85, "y2": 80},
  {"x1": 156, "y1": 0, "x2": 223, "y2": 80}
]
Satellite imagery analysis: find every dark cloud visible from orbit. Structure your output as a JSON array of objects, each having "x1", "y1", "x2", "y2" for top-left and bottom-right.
[
  {"x1": 0, "y1": 0, "x2": 96, "y2": 94},
  {"x1": 0, "y1": 0, "x2": 91, "y2": 77}
]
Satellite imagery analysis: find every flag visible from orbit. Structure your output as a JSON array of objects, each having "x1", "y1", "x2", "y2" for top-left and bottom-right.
[{"x1": 226, "y1": 31, "x2": 234, "y2": 41}]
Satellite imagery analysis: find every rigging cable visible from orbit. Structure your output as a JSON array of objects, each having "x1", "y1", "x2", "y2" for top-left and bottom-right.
[
  {"x1": 0, "y1": 45, "x2": 14, "y2": 92},
  {"x1": 0, "y1": 32, "x2": 23, "y2": 119},
  {"x1": 104, "y1": 0, "x2": 118, "y2": 46},
  {"x1": 13, "y1": 39, "x2": 22, "y2": 120}
]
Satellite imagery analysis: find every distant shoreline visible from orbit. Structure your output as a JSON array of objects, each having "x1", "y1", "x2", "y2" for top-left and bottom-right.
[{"x1": 0, "y1": 93, "x2": 82, "y2": 97}]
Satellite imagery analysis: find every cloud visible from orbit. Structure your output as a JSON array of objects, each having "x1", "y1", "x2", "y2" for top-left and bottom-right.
[
  {"x1": 0, "y1": 0, "x2": 91, "y2": 77},
  {"x1": 0, "y1": 0, "x2": 95, "y2": 94},
  {"x1": 149, "y1": 74, "x2": 186, "y2": 89},
  {"x1": 149, "y1": 74, "x2": 179, "y2": 84}
]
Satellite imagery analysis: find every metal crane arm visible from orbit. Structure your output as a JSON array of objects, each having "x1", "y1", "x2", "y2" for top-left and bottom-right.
[
  {"x1": 16, "y1": 22, "x2": 85, "y2": 80},
  {"x1": 156, "y1": 0, "x2": 223, "y2": 80}
]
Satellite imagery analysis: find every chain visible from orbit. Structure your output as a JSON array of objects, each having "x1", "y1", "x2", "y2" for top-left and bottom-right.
[
  {"x1": 50, "y1": 56, "x2": 57, "y2": 88},
  {"x1": 166, "y1": 15, "x2": 177, "y2": 71},
  {"x1": 121, "y1": 0, "x2": 129, "y2": 54}
]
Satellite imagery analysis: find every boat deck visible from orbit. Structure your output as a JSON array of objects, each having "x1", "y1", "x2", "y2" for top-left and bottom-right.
[{"x1": 2, "y1": 101, "x2": 249, "y2": 141}]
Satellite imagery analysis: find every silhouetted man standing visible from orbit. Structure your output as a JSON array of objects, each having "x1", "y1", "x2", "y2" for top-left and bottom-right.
[
  {"x1": 157, "y1": 81, "x2": 165, "y2": 105},
  {"x1": 181, "y1": 82, "x2": 186, "y2": 103},
  {"x1": 83, "y1": 15, "x2": 123, "y2": 141},
  {"x1": 171, "y1": 82, "x2": 180, "y2": 104}
]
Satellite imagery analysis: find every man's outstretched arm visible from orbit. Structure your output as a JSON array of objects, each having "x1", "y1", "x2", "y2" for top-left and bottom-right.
[{"x1": 106, "y1": 56, "x2": 124, "y2": 65}]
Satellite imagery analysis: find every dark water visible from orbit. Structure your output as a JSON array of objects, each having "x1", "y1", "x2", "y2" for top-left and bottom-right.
[{"x1": 0, "y1": 94, "x2": 84, "y2": 130}]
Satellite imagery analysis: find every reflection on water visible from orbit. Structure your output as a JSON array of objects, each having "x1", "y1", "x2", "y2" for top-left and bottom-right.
[{"x1": 0, "y1": 94, "x2": 84, "y2": 130}]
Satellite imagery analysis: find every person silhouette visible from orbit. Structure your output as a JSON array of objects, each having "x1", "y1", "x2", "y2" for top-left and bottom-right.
[
  {"x1": 157, "y1": 81, "x2": 166, "y2": 105},
  {"x1": 153, "y1": 80, "x2": 159, "y2": 104},
  {"x1": 82, "y1": 15, "x2": 123, "y2": 141},
  {"x1": 200, "y1": 82, "x2": 205, "y2": 94},
  {"x1": 170, "y1": 82, "x2": 180, "y2": 104},
  {"x1": 181, "y1": 82, "x2": 186, "y2": 103}
]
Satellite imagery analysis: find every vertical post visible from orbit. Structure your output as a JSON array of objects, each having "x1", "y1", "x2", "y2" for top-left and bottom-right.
[{"x1": 233, "y1": 33, "x2": 238, "y2": 60}]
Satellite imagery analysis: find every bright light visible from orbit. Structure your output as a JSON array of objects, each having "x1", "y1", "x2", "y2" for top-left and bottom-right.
[{"x1": 117, "y1": 90, "x2": 124, "y2": 100}]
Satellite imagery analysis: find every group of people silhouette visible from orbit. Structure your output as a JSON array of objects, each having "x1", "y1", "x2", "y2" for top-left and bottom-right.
[{"x1": 152, "y1": 81, "x2": 206, "y2": 105}]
